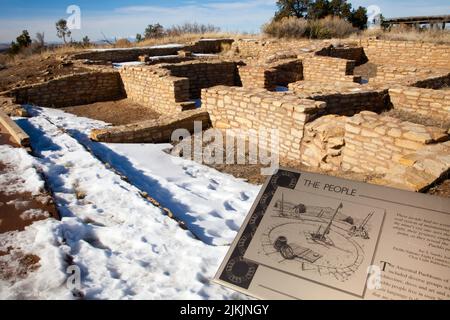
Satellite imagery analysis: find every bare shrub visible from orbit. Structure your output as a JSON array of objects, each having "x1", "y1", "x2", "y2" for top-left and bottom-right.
[
  {"x1": 263, "y1": 17, "x2": 308, "y2": 38},
  {"x1": 318, "y1": 16, "x2": 358, "y2": 38},
  {"x1": 263, "y1": 16, "x2": 357, "y2": 39},
  {"x1": 166, "y1": 23, "x2": 220, "y2": 37}
]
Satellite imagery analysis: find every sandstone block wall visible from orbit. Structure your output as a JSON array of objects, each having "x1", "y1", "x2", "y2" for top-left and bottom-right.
[
  {"x1": 412, "y1": 72, "x2": 450, "y2": 89},
  {"x1": 303, "y1": 56, "x2": 360, "y2": 83},
  {"x1": 316, "y1": 46, "x2": 368, "y2": 66},
  {"x1": 71, "y1": 39, "x2": 234, "y2": 63},
  {"x1": 90, "y1": 109, "x2": 210, "y2": 143},
  {"x1": 203, "y1": 86, "x2": 326, "y2": 161},
  {"x1": 120, "y1": 61, "x2": 238, "y2": 114},
  {"x1": 300, "y1": 115, "x2": 347, "y2": 170},
  {"x1": 359, "y1": 39, "x2": 450, "y2": 69},
  {"x1": 300, "y1": 112, "x2": 449, "y2": 175},
  {"x1": 164, "y1": 61, "x2": 238, "y2": 98},
  {"x1": 238, "y1": 59, "x2": 303, "y2": 90},
  {"x1": 72, "y1": 46, "x2": 186, "y2": 63},
  {"x1": 389, "y1": 86, "x2": 450, "y2": 122},
  {"x1": 289, "y1": 82, "x2": 389, "y2": 116},
  {"x1": 119, "y1": 66, "x2": 188, "y2": 114},
  {"x1": 308, "y1": 88, "x2": 389, "y2": 116},
  {"x1": 191, "y1": 39, "x2": 234, "y2": 53},
  {"x1": 369, "y1": 65, "x2": 450, "y2": 88},
  {"x1": 342, "y1": 112, "x2": 448, "y2": 174},
  {"x1": 231, "y1": 39, "x2": 313, "y2": 60},
  {"x1": 10, "y1": 72, "x2": 124, "y2": 108}
]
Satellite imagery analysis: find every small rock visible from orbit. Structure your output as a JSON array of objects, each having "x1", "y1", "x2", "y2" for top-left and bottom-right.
[{"x1": 75, "y1": 190, "x2": 87, "y2": 200}]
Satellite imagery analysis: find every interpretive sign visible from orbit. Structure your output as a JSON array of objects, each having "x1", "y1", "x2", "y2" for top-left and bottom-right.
[{"x1": 214, "y1": 169, "x2": 450, "y2": 300}]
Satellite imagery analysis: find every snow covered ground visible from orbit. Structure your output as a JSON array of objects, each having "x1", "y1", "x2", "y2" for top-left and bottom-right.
[
  {"x1": 0, "y1": 106, "x2": 260, "y2": 299},
  {"x1": 0, "y1": 145, "x2": 44, "y2": 196},
  {"x1": 112, "y1": 61, "x2": 145, "y2": 69}
]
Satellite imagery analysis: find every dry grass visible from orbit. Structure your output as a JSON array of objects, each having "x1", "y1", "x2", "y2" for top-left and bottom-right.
[{"x1": 355, "y1": 26, "x2": 450, "y2": 44}]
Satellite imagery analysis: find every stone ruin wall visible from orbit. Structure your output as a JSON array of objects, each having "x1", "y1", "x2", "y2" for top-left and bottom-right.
[
  {"x1": 238, "y1": 54, "x2": 359, "y2": 91},
  {"x1": 71, "y1": 39, "x2": 234, "y2": 63},
  {"x1": 119, "y1": 66, "x2": 188, "y2": 113},
  {"x1": 358, "y1": 39, "x2": 450, "y2": 69},
  {"x1": 230, "y1": 39, "x2": 313, "y2": 60},
  {"x1": 369, "y1": 65, "x2": 450, "y2": 88},
  {"x1": 119, "y1": 61, "x2": 238, "y2": 114},
  {"x1": 238, "y1": 59, "x2": 303, "y2": 90},
  {"x1": 163, "y1": 61, "x2": 238, "y2": 99},
  {"x1": 202, "y1": 86, "x2": 326, "y2": 162},
  {"x1": 315, "y1": 46, "x2": 367, "y2": 65},
  {"x1": 90, "y1": 109, "x2": 210, "y2": 143},
  {"x1": 342, "y1": 113, "x2": 448, "y2": 174},
  {"x1": 8, "y1": 72, "x2": 124, "y2": 108},
  {"x1": 304, "y1": 88, "x2": 389, "y2": 116},
  {"x1": 389, "y1": 86, "x2": 450, "y2": 123},
  {"x1": 412, "y1": 73, "x2": 450, "y2": 89},
  {"x1": 301, "y1": 112, "x2": 449, "y2": 175},
  {"x1": 302, "y1": 56, "x2": 359, "y2": 83}
]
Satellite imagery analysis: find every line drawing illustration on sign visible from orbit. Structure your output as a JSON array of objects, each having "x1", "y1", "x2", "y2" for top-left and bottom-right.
[{"x1": 244, "y1": 188, "x2": 386, "y2": 297}]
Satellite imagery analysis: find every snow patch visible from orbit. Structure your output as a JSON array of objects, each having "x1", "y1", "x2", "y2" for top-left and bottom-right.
[
  {"x1": 20, "y1": 209, "x2": 50, "y2": 221},
  {"x1": 3, "y1": 106, "x2": 256, "y2": 299},
  {"x1": 113, "y1": 61, "x2": 144, "y2": 69},
  {"x1": 0, "y1": 145, "x2": 44, "y2": 196}
]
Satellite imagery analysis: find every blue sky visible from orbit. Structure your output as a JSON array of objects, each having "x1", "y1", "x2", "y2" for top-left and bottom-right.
[{"x1": 0, "y1": 0, "x2": 449, "y2": 42}]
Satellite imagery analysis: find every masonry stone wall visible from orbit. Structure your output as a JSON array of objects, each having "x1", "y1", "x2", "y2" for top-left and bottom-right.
[
  {"x1": 303, "y1": 56, "x2": 360, "y2": 83},
  {"x1": 71, "y1": 39, "x2": 234, "y2": 63},
  {"x1": 90, "y1": 109, "x2": 210, "y2": 143},
  {"x1": 203, "y1": 86, "x2": 326, "y2": 162},
  {"x1": 369, "y1": 65, "x2": 450, "y2": 88},
  {"x1": 238, "y1": 59, "x2": 303, "y2": 90},
  {"x1": 119, "y1": 66, "x2": 188, "y2": 114},
  {"x1": 389, "y1": 86, "x2": 450, "y2": 122},
  {"x1": 163, "y1": 61, "x2": 238, "y2": 98},
  {"x1": 300, "y1": 115, "x2": 347, "y2": 170},
  {"x1": 342, "y1": 112, "x2": 448, "y2": 174},
  {"x1": 9, "y1": 72, "x2": 124, "y2": 108},
  {"x1": 359, "y1": 39, "x2": 450, "y2": 69},
  {"x1": 307, "y1": 88, "x2": 389, "y2": 116},
  {"x1": 120, "y1": 61, "x2": 238, "y2": 114},
  {"x1": 289, "y1": 82, "x2": 389, "y2": 116},
  {"x1": 300, "y1": 112, "x2": 449, "y2": 175},
  {"x1": 316, "y1": 45, "x2": 368, "y2": 66},
  {"x1": 411, "y1": 72, "x2": 450, "y2": 89},
  {"x1": 72, "y1": 46, "x2": 187, "y2": 63},
  {"x1": 191, "y1": 39, "x2": 234, "y2": 53},
  {"x1": 231, "y1": 39, "x2": 314, "y2": 60}
]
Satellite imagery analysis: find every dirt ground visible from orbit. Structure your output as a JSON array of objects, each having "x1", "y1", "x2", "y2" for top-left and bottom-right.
[
  {"x1": 0, "y1": 54, "x2": 89, "y2": 92},
  {"x1": 170, "y1": 134, "x2": 449, "y2": 198},
  {"x1": 0, "y1": 125, "x2": 59, "y2": 233},
  {"x1": 428, "y1": 179, "x2": 450, "y2": 198},
  {"x1": 211, "y1": 162, "x2": 450, "y2": 198},
  {"x1": 62, "y1": 99, "x2": 161, "y2": 126}
]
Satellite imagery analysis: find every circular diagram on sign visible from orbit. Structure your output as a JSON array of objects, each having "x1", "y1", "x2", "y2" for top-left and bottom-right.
[{"x1": 261, "y1": 221, "x2": 364, "y2": 281}]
